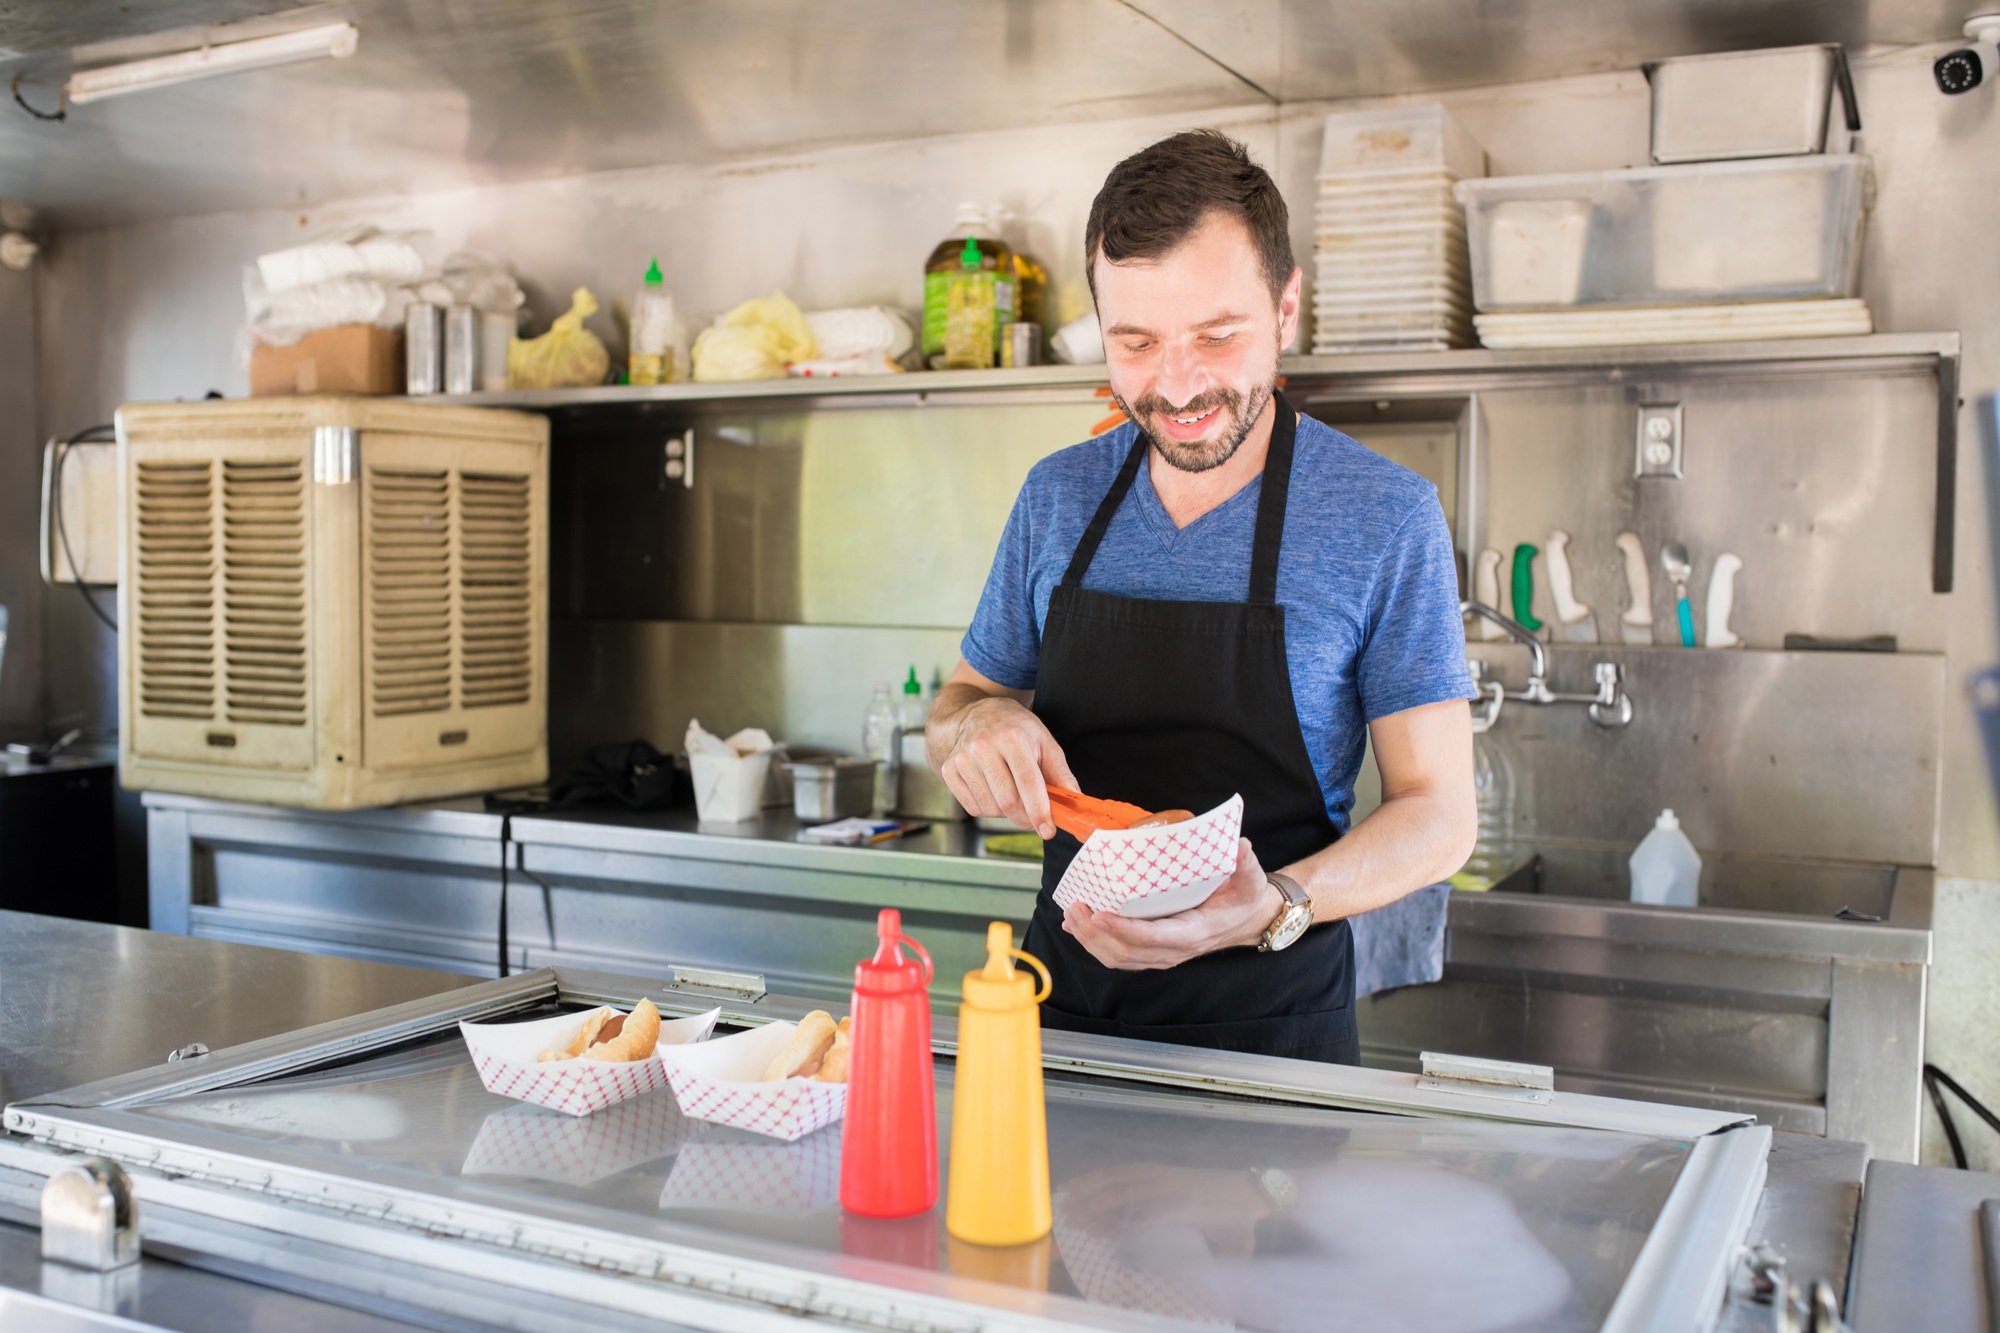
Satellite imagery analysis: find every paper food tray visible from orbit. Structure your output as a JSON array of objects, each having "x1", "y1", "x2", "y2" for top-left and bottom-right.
[
  {"x1": 1053, "y1": 794, "x2": 1243, "y2": 919},
  {"x1": 463, "y1": 1089, "x2": 702, "y2": 1184},
  {"x1": 661, "y1": 1021, "x2": 847, "y2": 1142},
  {"x1": 461, "y1": 1006, "x2": 720, "y2": 1118},
  {"x1": 659, "y1": 1126, "x2": 843, "y2": 1214}
]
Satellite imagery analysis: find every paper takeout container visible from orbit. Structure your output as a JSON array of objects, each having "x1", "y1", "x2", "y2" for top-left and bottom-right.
[
  {"x1": 660, "y1": 1021, "x2": 847, "y2": 1142},
  {"x1": 461, "y1": 1005, "x2": 720, "y2": 1118},
  {"x1": 1052, "y1": 795, "x2": 1244, "y2": 920}
]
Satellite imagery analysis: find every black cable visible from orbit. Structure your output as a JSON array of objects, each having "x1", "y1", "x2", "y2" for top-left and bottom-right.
[
  {"x1": 497, "y1": 814, "x2": 511, "y2": 978},
  {"x1": 11, "y1": 74, "x2": 65, "y2": 122},
  {"x1": 53, "y1": 425, "x2": 118, "y2": 632},
  {"x1": 1924, "y1": 1064, "x2": 2000, "y2": 1170}
]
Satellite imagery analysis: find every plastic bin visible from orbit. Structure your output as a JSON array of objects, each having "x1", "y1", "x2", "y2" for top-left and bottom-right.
[
  {"x1": 1318, "y1": 104, "x2": 1487, "y2": 179},
  {"x1": 1456, "y1": 155, "x2": 1870, "y2": 311},
  {"x1": 1646, "y1": 44, "x2": 1858, "y2": 165}
]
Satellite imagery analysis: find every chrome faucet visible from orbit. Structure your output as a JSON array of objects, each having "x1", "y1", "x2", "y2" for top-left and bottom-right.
[{"x1": 1461, "y1": 600, "x2": 1633, "y2": 730}]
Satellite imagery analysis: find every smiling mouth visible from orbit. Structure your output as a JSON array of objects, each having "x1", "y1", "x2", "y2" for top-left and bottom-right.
[{"x1": 1166, "y1": 408, "x2": 1216, "y2": 427}]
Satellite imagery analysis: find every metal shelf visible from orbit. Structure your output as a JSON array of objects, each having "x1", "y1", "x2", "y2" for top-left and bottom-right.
[{"x1": 422, "y1": 331, "x2": 1957, "y2": 411}]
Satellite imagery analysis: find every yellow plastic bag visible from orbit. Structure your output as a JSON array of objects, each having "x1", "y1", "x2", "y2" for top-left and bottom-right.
[
  {"x1": 508, "y1": 287, "x2": 610, "y2": 389},
  {"x1": 691, "y1": 291, "x2": 818, "y2": 382}
]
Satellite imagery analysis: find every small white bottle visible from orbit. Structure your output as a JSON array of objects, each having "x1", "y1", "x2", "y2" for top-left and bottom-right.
[
  {"x1": 1629, "y1": 809, "x2": 1701, "y2": 907},
  {"x1": 862, "y1": 683, "x2": 902, "y2": 817}
]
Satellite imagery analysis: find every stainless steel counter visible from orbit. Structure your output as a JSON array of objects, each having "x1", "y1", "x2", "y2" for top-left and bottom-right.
[
  {"x1": 146, "y1": 791, "x2": 1933, "y2": 1161},
  {"x1": 0, "y1": 909, "x2": 481, "y2": 1331},
  {"x1": 0, "y1": 912, "x2": 1891, "y2": 1333}
]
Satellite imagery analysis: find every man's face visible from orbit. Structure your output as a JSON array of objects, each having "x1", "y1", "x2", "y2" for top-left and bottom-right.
[{"x1": 1094, "y1": 211, "x2": 1302, "y2": 473}]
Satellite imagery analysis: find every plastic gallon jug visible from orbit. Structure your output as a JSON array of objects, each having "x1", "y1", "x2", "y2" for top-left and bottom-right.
[
  {"x1": 1630, "y1": 808, "x2": 1701, "y2": 907},
  {"x1": 946, "y1": 923, "x2": 1052, "y2": 1247},
  {"x1": 839, "y1": 908, "x2": 937, "y2": 1219}
]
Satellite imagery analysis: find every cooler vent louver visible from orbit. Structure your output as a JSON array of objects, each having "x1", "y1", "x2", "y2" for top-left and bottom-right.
[
  {"x1": 367, "y1": 467, "x2": 454, "y2": 717},
  {"x1": 134, "y1": 459, "x2": 218, "y2": 720},
  {"x1": 458, "y1": 471, "x2": 532, "y2": 709},
  {"x1": 220, "y1": 458, "x2": 308, "y2": 726}
]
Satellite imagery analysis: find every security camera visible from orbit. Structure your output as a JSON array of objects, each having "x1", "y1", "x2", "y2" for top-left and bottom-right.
[
  {"x1": 1940, "y1": 14, "x2": 2000, "y2": 94},
  {"x1": 1936, "y1": 47, "x2": 1983, "y2": 92}
]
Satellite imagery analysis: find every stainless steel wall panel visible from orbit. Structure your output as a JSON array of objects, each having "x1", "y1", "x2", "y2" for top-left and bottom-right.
[
  {"x1": 1824, "y1": 958, "x2": 1927, "y2": 1165},
  {"x1": 1467, "y1": 644, "x2": 1945, "y2": 867},
  {"x1": 550, "y1": 619, "x2": 968, "y2": 765}
]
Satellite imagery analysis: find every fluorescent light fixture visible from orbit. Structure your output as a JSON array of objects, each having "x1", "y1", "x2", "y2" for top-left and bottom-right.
[{"x1": 65, "y1": 21, "x2": 357, "y2": 105}]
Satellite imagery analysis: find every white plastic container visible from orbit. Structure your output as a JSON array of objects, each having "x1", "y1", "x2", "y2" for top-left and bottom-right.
[
  {"x1": 1646, "y1": 44, "x2": 1857, "y2": 165},
  {"x1": 1318, "y1": 104, "x2": 1487, "y2": 179},
  {"x1": 1629, "y1": 809, "x2": 1702, "y2": 908},
  {"x1": 1456, "y1": 155, "x2": 1871, "y2": 311}
]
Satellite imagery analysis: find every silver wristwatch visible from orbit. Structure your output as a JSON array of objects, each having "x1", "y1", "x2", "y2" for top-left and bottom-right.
[{"x1": 1259, "y1": 872, "x2": 1313, "y2": 952}]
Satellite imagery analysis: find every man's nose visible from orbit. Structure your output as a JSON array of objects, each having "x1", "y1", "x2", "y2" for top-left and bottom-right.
[{"x1": 1154, "y1": 341, "x2": 1210, "y2": 409}]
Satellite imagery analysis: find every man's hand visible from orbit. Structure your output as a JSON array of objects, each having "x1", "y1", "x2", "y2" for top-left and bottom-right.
[
  {"x1": 927, "y1": 661, "x2": 1078, "y2": 839},
  {"x1": 1061, "y1": 838, "x2": 1282, "y2": 970}
]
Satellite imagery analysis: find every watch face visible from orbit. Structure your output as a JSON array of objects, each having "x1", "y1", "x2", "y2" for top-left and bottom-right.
[{"x1": 1267, "y1": 905, "x2": 1311, "y2": 951}]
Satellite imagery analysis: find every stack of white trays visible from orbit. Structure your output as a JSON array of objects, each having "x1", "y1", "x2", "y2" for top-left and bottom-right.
[{"x1": 1311, "y1": 105, "x2": 1487, "y2": 355}]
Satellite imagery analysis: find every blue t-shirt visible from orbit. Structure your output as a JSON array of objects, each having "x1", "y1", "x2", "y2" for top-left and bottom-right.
[{"x1": 962, "y1": 414, "x2": 1474, "y2": 834}]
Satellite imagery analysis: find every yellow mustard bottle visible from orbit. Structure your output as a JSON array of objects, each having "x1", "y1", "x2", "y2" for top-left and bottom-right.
[{"x1": 946, "y1": 922, "x2": 1053, "y2": 1247}]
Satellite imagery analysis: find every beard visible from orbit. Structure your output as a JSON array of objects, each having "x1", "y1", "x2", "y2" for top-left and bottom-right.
[{"x1": 1117, "y1": 366, "x2": 1278, "y2": 474}]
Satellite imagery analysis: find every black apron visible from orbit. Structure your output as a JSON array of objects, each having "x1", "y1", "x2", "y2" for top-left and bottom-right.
[{"x1": 1022, "y1": 395, "x2": 1358, "y2": 1064}]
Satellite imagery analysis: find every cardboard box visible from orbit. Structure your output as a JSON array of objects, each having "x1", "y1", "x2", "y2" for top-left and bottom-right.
[{"x1": 250, "y1": 324, "x2": 403, "y2": 396}]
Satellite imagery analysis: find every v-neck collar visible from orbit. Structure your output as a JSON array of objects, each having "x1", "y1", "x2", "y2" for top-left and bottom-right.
[{"x1": 1127, "y1": 440, "x2": 1266, "y2": 553}]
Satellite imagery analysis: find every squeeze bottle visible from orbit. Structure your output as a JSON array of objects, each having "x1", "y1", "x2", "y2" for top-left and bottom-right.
[
  {"x1": 1629, "y1": 808, "x2": 1702, "y2": 907},
  {"x1": 840, "y1": 909, "x2": 937, "y2": 1219},
  {"x1": 946, "y1": 923, "x2": 1052, "y2": 1247}
]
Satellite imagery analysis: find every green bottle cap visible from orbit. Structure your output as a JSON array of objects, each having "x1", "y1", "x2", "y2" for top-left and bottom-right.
[
  {"x1": 903, "y1": 667, "x2": 921, "y2": 695},
  {"x1": 643, "y1": 258, "x2": 662, "y2": 285},
  {"x1": 960, "y1": 236, "x2": 982, "y2": 268}
]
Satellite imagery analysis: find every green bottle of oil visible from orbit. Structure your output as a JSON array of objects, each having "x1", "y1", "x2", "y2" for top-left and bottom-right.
[{"x1": 924, "y1": 204, "x2": 1015, "y2": 370}]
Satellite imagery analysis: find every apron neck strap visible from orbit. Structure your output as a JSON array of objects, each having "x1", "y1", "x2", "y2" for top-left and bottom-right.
[
  {"x1": 1060, "y1": 390, "x2": 1298, "y2": 606},
  {"x1": 1247, "y1": 390, "x2": 1297, "y2": 606}
]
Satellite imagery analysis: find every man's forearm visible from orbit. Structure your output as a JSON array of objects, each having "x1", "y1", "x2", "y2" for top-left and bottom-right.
[{"x1": 1283, "y1": 790, "x2": 1471, "y2": 921}]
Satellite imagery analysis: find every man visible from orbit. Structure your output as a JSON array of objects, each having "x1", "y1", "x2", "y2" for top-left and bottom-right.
[{"x1": 925, "y1": 130, "x2": 1476, "y2": 1064}]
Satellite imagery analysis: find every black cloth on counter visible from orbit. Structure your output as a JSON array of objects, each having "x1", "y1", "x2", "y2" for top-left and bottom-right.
[{"x1": 548, "y1": 739, "x2": 690, "y2": 810}]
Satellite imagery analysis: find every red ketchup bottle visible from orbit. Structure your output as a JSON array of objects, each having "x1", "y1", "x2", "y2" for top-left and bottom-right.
[{"x1": 840, "y1": 908, "x2": 937, "y2": 1218}]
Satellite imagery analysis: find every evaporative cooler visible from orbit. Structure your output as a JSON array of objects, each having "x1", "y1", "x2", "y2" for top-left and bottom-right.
[{"x1": 117, "y1": 398, "x2": 549, "y2": 808}]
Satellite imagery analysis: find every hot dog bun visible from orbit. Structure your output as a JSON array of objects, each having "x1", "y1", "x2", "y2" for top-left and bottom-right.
[
  {"x1": 813, "y1": 1016, "x2": 852, "y2": 1083},
  {"x1": 763, "y1": 1010, "x2": 838, "y2": 1081},
  {"x1": 1127, "y1": 809, "x2": 1194, "y2": 828},
  {"x1": 537, "y1": 1007, "x2": 611, "y2": 1062},
  {"x1": 584, "y1": 998, "x2": 661, "y2": 1062}
]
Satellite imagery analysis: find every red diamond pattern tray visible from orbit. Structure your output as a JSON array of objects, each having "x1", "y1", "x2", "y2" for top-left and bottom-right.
[
  {"x1": 460, "y1": 1006, "x2": 720, "y2": 1119},
  {"x1": 661, "y1": 1020, "x2": 848, "y2": 1142},
  {"x1": 1053, "y1": 795, "x2": 1244, "y2": 919}
]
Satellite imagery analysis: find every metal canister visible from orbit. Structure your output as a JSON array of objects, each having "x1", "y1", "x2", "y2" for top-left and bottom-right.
[
  {"x1": 405, "y1": 303, "x2": 442, "y2": 395},
  {"x1": 443, "y1": 304, "x2": 479, "y2": 395},
  {"x1": 1005, "y1": 321, "x2": 1041, "y2": 369}
]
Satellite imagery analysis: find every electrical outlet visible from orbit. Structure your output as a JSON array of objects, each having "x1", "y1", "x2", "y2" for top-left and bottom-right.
[{"x1": 1635, "y1": 402, "x2": 1683, "y2": 479}]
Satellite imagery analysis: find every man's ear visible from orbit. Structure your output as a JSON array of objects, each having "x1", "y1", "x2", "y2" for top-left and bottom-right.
[{"x1": 1277, "y1": 266, "x2": 1303, "y2": 353}]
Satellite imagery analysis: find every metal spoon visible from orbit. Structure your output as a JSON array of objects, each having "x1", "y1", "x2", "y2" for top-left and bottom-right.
[{"x1": 1660, "y1": 542, "x2": 1696, "y2": 647}]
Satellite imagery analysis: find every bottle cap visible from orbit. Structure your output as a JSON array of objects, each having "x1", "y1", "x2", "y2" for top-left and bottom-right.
[
  {"x1": 960, "y1": 236, "x2": 982, "y2": 268},
  {"x1": 856, "y1": 907, "x2": 929, "y2": 993},
  {"x1": 903, "y1": 668, "x2": 921, "y2": 696},
  {"x1": 644, "y1": 258, "x2": 662, "y2": 285},
  {"x1": 1657, "y1": 808, "x2": 1679, "y2": 830},
  {"x1": 962, "y1": 923, "x2": 1047, "y2": 1011}
]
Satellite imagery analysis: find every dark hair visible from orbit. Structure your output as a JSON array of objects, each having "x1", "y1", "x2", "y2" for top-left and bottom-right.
[{"x1": 1085, "y1": 129, "x2": 1295, "y2": 305}]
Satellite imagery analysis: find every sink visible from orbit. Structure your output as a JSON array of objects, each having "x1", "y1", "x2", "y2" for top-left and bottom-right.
[{"x1": 1486, "y1": 839, "x2": 1922, "y2": 927}]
